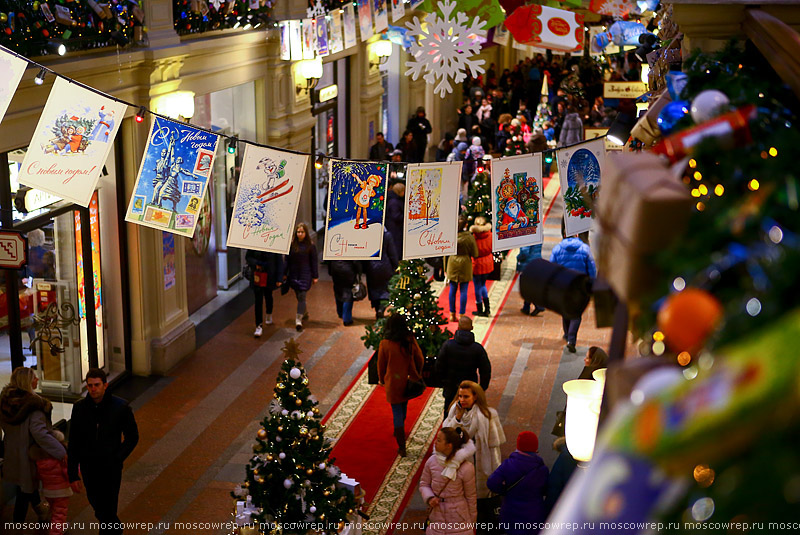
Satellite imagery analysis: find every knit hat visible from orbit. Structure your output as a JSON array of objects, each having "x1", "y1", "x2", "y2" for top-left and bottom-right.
[
  {"x1": 455, "y1": 128, "x2": 468, "y2": 142},
  {"x1": 456, "y1": 142, "x2": 468, "y2": 152},
  {"x1": 517, "y1": 431, "x2": 539, "y2": 453},
  {"x1": 472, "y1": 136, "x2": 482, "y2": 146}
]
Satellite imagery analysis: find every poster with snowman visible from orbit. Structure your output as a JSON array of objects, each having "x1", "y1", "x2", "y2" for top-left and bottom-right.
[
  {"x1": 227, "y1": 146, "x2": 308, "y2": 254},
  {"x1": 490, "y1": 153, "x2": 543, "y2": 253},
  {"x1": 557, "y1": 138, "x2": 605, "y2": 236},
  {"x1": 323, "y1": 160, "x2": 388, "y2": 260}
]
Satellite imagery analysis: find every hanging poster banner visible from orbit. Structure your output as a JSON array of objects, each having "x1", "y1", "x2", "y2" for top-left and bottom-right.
[
  {"x1": 403, "y1": 162, "x2": 461, "y2": 260},
  {"x1": 585, "y1": 127, "x2": 622, "y2": 152},
  {"x1": 0, "y1": 46, "x2": 27, "y2": 126},
  {"x1": 316, "y1": 15, "x2": 330, "y2": 56},
  {"x1": 302, "y1": 18, "x2": 316, "y2": 59},
  {"x1": 589, "y1": 0, "x2": 637, "y2": 18},
  {"x1": 493, "y1": 23, "x2": 510, "y2": 46},
  {"x1": 357, "y1": 0, "x2": 373, "y2": 42},
  {"x1": 289, "y1": 20, "x2": 303, "y2": 60},
  {"x1": 125, "y1": 116, "x2": 220, "y2": 236},
  {"x1": 163, "y1": 232, "x2": 176, "y2": 290},
  {"x1": 391, "y1": 0, "x2": 405, "y2": 22},
  {"x1": 343, "y1": 4, "x2": 358, "y2": 49},
  {"x1": 329, "y1": 10, "x2": 344, "y2": 54},
  {"x1": 279, "y1": 21, "x2": 291, "y2": 60},
  {"x1": 323, "y1": 160, "x2": 388, "y2": 260},
  {"x1": 410, "y1": 0, "x2": 425, "y2": 8},
  {"x1": 18, "y1": 77, "x2": 126, "y2": 207},
  {"x1": 74, "y1": 191, "x2": 104, "y2": 373},
  {"x1": 557, "y1": 138, "x2": 605, "y2": 236},
  {"x1": 490, "y1": 153, "x2": 544, "y2": 253},
  {"x1": 373, "y1": 0, "x2": 389, "y2": 33},
  {"x1": 227, "y1": 146, "x2": 308, "y2": 255}
]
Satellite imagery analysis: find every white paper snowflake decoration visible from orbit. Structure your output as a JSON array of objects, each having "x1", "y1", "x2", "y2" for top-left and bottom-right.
[
  {"x1": 405, "y1": 0, "x2": 488, "y2": 98},
  {"x1": 307, "y1": 0, "x2": 326, "y2": 19}
]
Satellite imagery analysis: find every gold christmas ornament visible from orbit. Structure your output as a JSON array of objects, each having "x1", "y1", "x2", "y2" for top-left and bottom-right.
[
  {"x1": 244, "y1": 481, "x2": 250, "y2": 487},
  {"x1": 257, "y1": 428, "x2": 267, "y2": 439},
  {"x1": 306, "y1": 468, "x2": 314, "y2": 475},
  {"x1": 277, "y1": 383, "x2": 285, "y2": 390},
  {"x1": 302, "y1": 378, "x2": 309, "y2": 385},
  {"x1": 295, "y1": 399, "x2": 302, "y2": 406},
  {"x1": 312, "y1": 407, "x2": 320, "y2": 414},
  {"x1": 267, "y1": 454, "x2": 274, "y2": 461},
  {"x1": 299, "y1": 426, "x2": 308, "y2": 435},
  {"x1": 277, "y1": 426, "x2": 284, "y2": 432},
  {"x1": 323, "y1": 490, "x2": 330, "y2": 496}
]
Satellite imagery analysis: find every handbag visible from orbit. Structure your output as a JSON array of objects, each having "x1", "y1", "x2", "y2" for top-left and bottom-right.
[
  {"x1": 424, "y1": 478, "x2": 452, "y2": 529},
  {"x1": 242, "y1": 264, "x2": 253, "y2": 282},
  {"x1": 352, "y1": 275, "x2": 367, "y2": 301},
  {"x1": 404, "y1": 378, "x2": 426, "y2": 400},
  {"x1": 253, "y1": 268, "x2": 268, "y2": 288},
  {"x1": 552, "y1": 409, "x2": 566, "y2": 437}
]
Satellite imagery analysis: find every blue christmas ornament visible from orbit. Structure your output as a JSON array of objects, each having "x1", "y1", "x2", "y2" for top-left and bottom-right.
[{"x1": 657, "y1": 101, "x2": 689, "y2": 135}]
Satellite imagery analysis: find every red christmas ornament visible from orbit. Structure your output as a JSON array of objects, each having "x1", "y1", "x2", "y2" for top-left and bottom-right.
[{"x1": 657, "y1": 288, "x2": 723, "y2": 353}]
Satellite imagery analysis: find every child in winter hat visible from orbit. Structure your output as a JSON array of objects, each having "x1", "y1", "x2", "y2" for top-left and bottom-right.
[{"x1": 517, "y1": 430, "x2": 539, "y2": 453}]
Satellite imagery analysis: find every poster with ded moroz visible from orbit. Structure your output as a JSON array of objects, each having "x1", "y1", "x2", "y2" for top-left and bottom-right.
[
  {"x1": 125, "y1": 116, "x2": 220, "y2": 237},
  {"x1": 490, "y1": 153, "x2": 544, "y2": 253},
  {"x1": 557, "y1": 137, "x2": 605, "y2": 236},
  {"x1": 0, "y1": 46, "x2": 27, "y2": 125},
  {"x1": 403, "y1": 162, "x2": 461, "y2": 260},
  {"x1": 323, "y1": 160, "x2": 388, "y2": 261},
  {"x1": 227, "y1": 145, "x2": 308, "y2": 255},
  {"x1": 18, "y1": 77, "x2": 127, "y2": 207}
]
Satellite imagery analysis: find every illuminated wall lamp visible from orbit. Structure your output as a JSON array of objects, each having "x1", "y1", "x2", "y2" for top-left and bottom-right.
[
  {"x1": 562, "y1": 379, "x2": 605, "y2": 462},
  {"x1": 151, "y1": 90, "x2": 196, "y2": 121},
  {"x1": 296, "y1": 58, "x2": 323, "y2": 96},
  {"x1": 369, "y1": 39, "x2": 393, "y2": 69}
]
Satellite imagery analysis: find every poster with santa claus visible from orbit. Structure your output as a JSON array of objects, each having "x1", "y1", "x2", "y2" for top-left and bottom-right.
[{"x1": 490, "y1": 153, "x2": 543, "y2": 253}]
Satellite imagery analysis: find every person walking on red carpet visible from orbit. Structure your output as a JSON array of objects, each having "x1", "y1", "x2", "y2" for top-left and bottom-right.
[
  {"x1": 377, "y1": 314, "x2": 424, "y2": 457},
  {"x1": 443, "y1": 381, "x2": 506, "y2": 533},
  {"x1": 470, "y1": 216, "x2": 494, "y2": 317},
  {"x1": 419, "y1": 427, "x2": 477, "y2": 535},
  {"x1": 435, "y1": 316, "x2": 491, "y2": 418}
]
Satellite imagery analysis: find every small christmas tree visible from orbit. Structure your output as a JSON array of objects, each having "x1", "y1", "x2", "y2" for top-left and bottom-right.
[
  {"x1": 504, "y1": 125, "x2": 527, "y2": 156},
  {"x1": 362, "y1": 259, "x2": 452, "y2": 360},
  {"x1": 465, "y1": 169, "x2": 492, "y2": 225},
  {"x1": 233, "y1": 339, "x2": 357, "y2": 534}
]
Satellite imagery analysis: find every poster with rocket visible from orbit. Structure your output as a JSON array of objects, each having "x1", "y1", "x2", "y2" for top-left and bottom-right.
[
  {"x1": 125, "y1": 116, "x2": 220, "y2": 237},
  {"x1": 557, "y1": 138, "x2": 605, "y2": 236},
  {"x1": 490, "y1": 153, "x2": 544, "y2": 253},
  {"x1": 323, "y1": 160, "x2": 388, "y2": 260},
  {"x1": 403, "y1": 162, "x2": 461, "y2": 259},
  {"x1": 18, "y1": 77, "x2": 127, "y2": 207},
  {"x1": 227, "y1": 145, "x2": 308, "y2": 255}
]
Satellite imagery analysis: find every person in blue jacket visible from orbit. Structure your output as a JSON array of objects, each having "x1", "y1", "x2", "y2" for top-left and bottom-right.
[
  {"x1": 516, "y1": 244, "x2": 545, "y2": 316},
  {"x1": 487, "y1": 431, "x2": 549, "y2": 535},
  {"x1": 549, "y1": 221, "x2": 596, "y2": 352}
]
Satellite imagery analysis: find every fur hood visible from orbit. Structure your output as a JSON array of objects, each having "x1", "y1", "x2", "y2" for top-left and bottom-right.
[
  {"x1": 470, "y1": 221, "x2": 492, "y2": 234},
  {"x1": 0, "y1": 386, "x2": 52, "y2": 426}
]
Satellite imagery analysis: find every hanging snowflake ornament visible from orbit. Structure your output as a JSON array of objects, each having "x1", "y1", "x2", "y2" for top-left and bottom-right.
[
  {"x1": 307, "y1": 0, "x2": 326, "y2": 19},
  {"x1": 405, "y1": 0, "x2": 488, "y2": 98}
]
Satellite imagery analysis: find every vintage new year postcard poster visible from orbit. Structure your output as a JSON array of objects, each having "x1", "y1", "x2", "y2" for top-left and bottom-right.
[
  {"x1": 18, "y1": 77, "x2": 127, "y2": 207},
  {"x1": 0, "y1": 46, "x2": 27, "y2": 125},
  {"x1": 227, "y1": 145, "x2": 307, "y2": 255},
  {"x1": 125, "y1": 116, "x2": 219, "y2": 237},
  {"x1": 357, "y1": 0, "x2": 373, "y2": 42},
  {"x1": 323, "y1": 160, "x2": 388, "y2": 260},
  {"x1": 490, "y1": 153, "x2": 544, "y2": 253},
  {"x1": 557, "y1": 138, "x2": 605, "y2": 236},
  {"x1": 403, "y1": 162, "x2": 461, "y2": 260}
]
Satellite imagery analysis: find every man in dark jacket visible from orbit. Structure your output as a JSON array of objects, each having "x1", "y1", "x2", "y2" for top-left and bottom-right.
[
  {"x1": 384, "y1": 179, "x2": 405, "y2": 260},
  {"x1": 364, "y1": 228, "x2": 399, "y2": 319},
  {"x1": 405, "y1": 106, "x2": 432, "y2": 163},
  {"x1": 435, "y1": 316, "x2": 491, "y2": 416},
  {"x1": 69, "y1": 368, "x2": 139, "y2": 535},
  {"x1": 369, "y1": 132, "x2": 394, "y2": 161}
]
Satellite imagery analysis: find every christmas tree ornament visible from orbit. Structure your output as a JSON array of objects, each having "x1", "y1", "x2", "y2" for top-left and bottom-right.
[
  {"x1": 266, "y1": 454, "x2": 274, "y2": 461},
  {"x1": 281, "y1": 409, "x2": 289, "y2": 416},
  {"x1": 319, "y1": 463, "x2": 326, "y2": 469},
  {"x1": 307, "y1": 411, "x2": 314, "y2": 418},
  {"x1": 302, "y1": 378, "x2": 309, "y2": 385},
  {"x1": 277, "y1": 426, "x2": 283, "y2": 432},
  {"x1": 277, "y1": 382, "x2": 285, "y2": 390},
  {"x1": 257, "y1": 428, "x2": 267, "y2": 439},
  {"x1": 310, "y1": 506, "x2": 317, "y2": 513},
  {"x1": 278, "y1": 452, "x2": 286, "y2": 459},
  {"x1": 299, "y1": 426, "x2": 308, "y2": 435},
  {"x1": 657, "y1": 101, "x2": 689, "y2": 136},
  {"x1": 295, "y1": 399, "x2": 303, "y2": 406},
  {"x1": 289, "y1": 367, "x2": 302, "y2": 379},
  {"x1": 690, "y1": 89, "x2": 731, "y2": 124},
  {"x1": 283, "y1": 478, "x2": 293, "y2": 489},
  {"x1": 306, "y1": 468, "x2": 313, "y2": 475},
  {"x1": 657, "y1": 288, "x2": 723, "y2": 353},
  {"x1": 404, "y1": 0, "x2": 487, "y2": 97}
]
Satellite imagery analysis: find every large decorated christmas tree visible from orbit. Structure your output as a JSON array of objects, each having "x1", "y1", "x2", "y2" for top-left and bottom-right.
[
  {"x1": 362, "y1": 259, "x2": 451, "y2": 361},
  {"x1": 233, "y1": 339, "x2": 356, "y2": 534},
  {"x1": 504, "y1": 124, "x2": 526, "y2": 156}
]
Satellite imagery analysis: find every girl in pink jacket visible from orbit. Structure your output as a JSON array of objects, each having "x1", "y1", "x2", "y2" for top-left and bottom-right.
[
  {"x1": 30, "y1": 429, "x2": 74, "y2": 535},
  {"x1": 420, "y1": 427, "x2": 478, "y2": 535}
]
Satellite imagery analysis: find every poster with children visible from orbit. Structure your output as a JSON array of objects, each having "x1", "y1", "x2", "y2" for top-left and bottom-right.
[
  {"x1": 357, "y1": 0, "x2": 373, "y2": 42},
  {"x1": 557, "y1": 138, "x2": 605, "y2": 236},
  {"x1": 373, "y1": 0, "x2": 389, "y2": 33},
  {"x1": 18, "y1": 78, "x2": 127, "y2": 207},
  {"x1": 490, "y1": 153, "x2": 544, "y2": 253},
  {"x1": 227, "y1": 145, "x2": 308, "y2": 255},
  {"x1": 323, "y1": 160, "x2": 388, "y2": 261},
  {"x1": 0, "y1": 46, "x2": 27, "y2": 126},
  {"x1": 125, "y1": 116, "x2": 220, "y2": 237},
  {"x1": 403, "y1": 162, "x2": 461, "y2": 260}
]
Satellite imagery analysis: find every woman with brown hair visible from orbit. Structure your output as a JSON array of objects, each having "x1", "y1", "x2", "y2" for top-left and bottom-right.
[
  {"x1": 578, "y1": 346, "x2": 608, "y2": 380},
  {"x1": 419, "y1": 427, "x2": 477, "y2": 535},
  {"x1": 377, "y1": 313, "x2": 425, "y2": 457},
  {"x1": 0, "y1": 367, "x2": 67, "y2": 522},
  {"x1": 283, "y1": 222, "x2": 318, "y2": 331}
]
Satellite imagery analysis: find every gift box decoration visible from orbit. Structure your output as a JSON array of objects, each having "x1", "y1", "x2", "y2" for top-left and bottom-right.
[
  {"x1": 504, "y1": 4, "x2": 584, "y2": 53},
  {"x1": 595, "y1": 152, "x2": 693, "y2": 304}
]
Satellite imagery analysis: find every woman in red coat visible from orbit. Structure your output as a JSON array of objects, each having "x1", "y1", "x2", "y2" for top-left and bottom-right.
[
  {"x1": 377, "y1": 313, "x2": 424, "y2": 457},
  {"x1": 470, "y1": 216, "x2": 494, "y2": 316}
]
